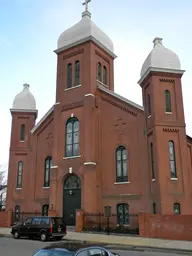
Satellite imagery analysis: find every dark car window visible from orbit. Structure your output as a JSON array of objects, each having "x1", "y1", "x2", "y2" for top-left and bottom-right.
[
  {"x1": 32, "y1": 217, "x2": 41, "y2": 225},
  {"x1": 41, "y1": 217, "x2": 50, "y2": 225},
  {"x1": 52, "y1": 217, "x2": 65, "y2": 225},
  {"x1": 23, "y1": 218, "x2": 32, "y2": 225},
  {"x1": 88, "y1": 249, "x2": 108, "y2": 256}
]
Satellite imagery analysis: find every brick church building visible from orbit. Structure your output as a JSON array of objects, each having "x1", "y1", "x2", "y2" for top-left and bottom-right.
[{"x1": 6, "y1": 3, "x2": 192, "y2": 226}]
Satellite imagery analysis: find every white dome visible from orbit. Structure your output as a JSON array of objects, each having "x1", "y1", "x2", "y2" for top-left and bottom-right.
[
  {"x1": 12, "y1": 84, "x2": 36, "y2": 110},
  {"x1": 57, "y1": 11, "x2": 114, "y2": 54},
  {"x1": 140, "y1": 37, "x2": 181, "y2": 78}
]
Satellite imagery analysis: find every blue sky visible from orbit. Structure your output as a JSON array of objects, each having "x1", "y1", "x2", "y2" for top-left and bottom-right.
[{"x1": 1, "y1": 0, "x2": 192, "y2": 165}]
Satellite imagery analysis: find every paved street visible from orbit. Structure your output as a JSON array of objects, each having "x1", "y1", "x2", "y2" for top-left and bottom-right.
[{"x1": 0, "y1": 237, "x2": 188, "y2": 256}]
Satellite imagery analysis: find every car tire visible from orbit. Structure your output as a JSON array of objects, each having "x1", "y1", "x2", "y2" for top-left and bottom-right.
[
  {"x1": 40, "y1": 232, "x2": 47, "y2": 242},
  {"x1": 55, "y1": 236, "x2": 63, "y2": 241},
  {"x1": 13, "y1": 230, "x2": 20, "y2": 239}
]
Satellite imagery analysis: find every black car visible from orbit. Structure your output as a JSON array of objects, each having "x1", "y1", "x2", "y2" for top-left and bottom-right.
[
  {"x1": 11, "y1": 216, "x2": 67, "y2": 241},
  {"x1": 33, "y1": 246, "x2": 120, "y2": 256}
]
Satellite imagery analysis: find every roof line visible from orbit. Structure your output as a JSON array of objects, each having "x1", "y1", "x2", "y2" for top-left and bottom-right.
[
  {"x1": 97, "y1": 83, "x2": 144, "y2": 111},
  {"x1": 31, "y1": 105, "x2": 54, "y2": 134}
]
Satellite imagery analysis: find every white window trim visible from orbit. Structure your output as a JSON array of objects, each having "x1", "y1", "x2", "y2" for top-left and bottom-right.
[
  {"x1": 171, "y1": 178, "x2": 178, "y2": 181},
  {"x1": 63, "y1": 155, "x2": 81, "y2": 160},
  {"x1": 65, "y1": 84, "x2": 82, "y2": 91},
  {"x1": 114, "y1": 181, "x2": 130, "y2": 185},
  {"x1": 42, "y1": 187, "x2": 50, "y2": 189},
  {"x1": 166, "y1": 112, "x2": 172, "y2": 115}
]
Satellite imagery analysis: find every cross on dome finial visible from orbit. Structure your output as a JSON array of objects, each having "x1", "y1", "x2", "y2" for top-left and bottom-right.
[{"x1": 82, "y1": 0, "x2": 91, "y2": 12}]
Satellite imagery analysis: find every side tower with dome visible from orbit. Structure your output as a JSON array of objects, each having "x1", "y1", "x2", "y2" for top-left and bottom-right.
[
  {"x1": 139, "y1": 37, "x2": 192, "y2": 214},
  {"x1": 6, "y1": 83, "x2": 38, "y2": 211}
]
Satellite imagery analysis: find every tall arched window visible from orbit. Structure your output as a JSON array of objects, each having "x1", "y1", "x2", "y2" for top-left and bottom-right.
[
  {"x1": 168, "y1": 140, "x2": 177, "y2": 178},
  {"x1": 173, "y1": 203, "x2": 180, "y2": 214},
  {"x1": 75, "y1": 60, "x2": 80, "y2": 86},
  {"x1": 148, "y1": 94, "x2": 151, "y2": 116},
  {"x1": 150, "y1": 143, "x2": 155, "y2": 180},
  {"x1": 152, "y1": 202, "x2": 156, "y2": 214},
  {"x1": 14, "y1": 205, "x2": 21, "y2": 223},
  {"x1": 67, "y1": 63, "x2": 72, "y2": 88},
  {"x1": 117, "y1": 203, "x2": 129, "y2": 225},
  {"x1": 42, "y1": 204, "x2": 49, "y2": 216},
  {"x1": 103, "y1": 66, "x2": 107, "y2": 85},
  {"x1": 97, "y1": 62, "x2": 102, "y2": 82},
  {"x1": 20, "y1": 124, "x2": 25, "y2": 141},
  {"x1": 65, "y1": 117, "x2": 80, "y2": 157},
  {"x1": 17, "y1": 161, "x2": 23, "y2": 188},
  {"x1": 44, "y1": 156, "x2": 52, "y2": 187},
  {"x1": 116, "y1": 146, "x2": 128, "y2": 182},
  {"x1": 165, "y1": 90, "x2": 172, "y2": 113}
]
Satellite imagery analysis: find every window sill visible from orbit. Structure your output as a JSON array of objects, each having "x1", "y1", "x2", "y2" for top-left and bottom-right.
[
  {"x1": 63, "y1": 155, "x2": 81, "y2": 160},
  {"x1": 148, "y1": 115, "x2": 151, "y2": 119},
  {"x1": 20, "y1": 141, "x2": 25, "y2": 143},
  {"x1": 152, "y1": 179, "x2": 155, "y2": 182},
  {"x1": 166, "y1": 112, "x2": 172, "y2": 115},
  {"x1": 171, "y1": 178, "x2": 178, "y2": 181},
  {"x1": 42, "y1": 187, "x2": 50, "y2": 189},
  {"x1": 97, "y1": 80, "x2": 108, "y2": 88},
  {"x1": 114, "y1": 181, "x2": 130, "y2": 185},
  {"x1": 84, "y1": 162, "x2": 96, "y2": 166},
  {"x1": 65, "y1": 84, "x2": 82, "y2": 91},
  {"x1": 16, "y1": 188, "x2": 22, "y2": 190},
  {"x1": 50, "y1": 165, "x2": 58, "y2": 169}
]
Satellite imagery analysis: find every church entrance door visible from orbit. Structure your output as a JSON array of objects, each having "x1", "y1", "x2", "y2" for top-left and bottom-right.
[{"x1": 63, "y1": 174, "x2": 81, "y2": 226}]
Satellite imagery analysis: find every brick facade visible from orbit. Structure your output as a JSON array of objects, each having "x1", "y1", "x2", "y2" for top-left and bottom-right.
[{"x1": 6, "y1": 38, "x2": 192, "y2": 226}]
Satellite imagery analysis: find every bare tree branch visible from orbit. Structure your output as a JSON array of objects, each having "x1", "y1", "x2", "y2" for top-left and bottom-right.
[{"x1": 0, "y1": 163, "x2": 8, "y2": 209}]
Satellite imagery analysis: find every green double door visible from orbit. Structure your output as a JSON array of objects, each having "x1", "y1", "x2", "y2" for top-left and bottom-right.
[{"x1": 63, "y1": 175, "x2": 81, "y2": 226}]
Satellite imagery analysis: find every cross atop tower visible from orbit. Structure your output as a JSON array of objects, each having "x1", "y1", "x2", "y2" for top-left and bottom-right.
[{"x1": 82, "y1": 0, "x2": 91, "y2": 12}]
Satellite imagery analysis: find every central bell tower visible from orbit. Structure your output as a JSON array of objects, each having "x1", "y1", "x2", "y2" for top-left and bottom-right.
[{"x1": 49, "y1": 2, "x2": 117, "y2": 215}]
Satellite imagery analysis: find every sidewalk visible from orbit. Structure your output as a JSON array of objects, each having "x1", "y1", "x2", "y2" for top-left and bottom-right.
[{"x1": 1, "y1": 227, "x2": 192, "y2": 253}]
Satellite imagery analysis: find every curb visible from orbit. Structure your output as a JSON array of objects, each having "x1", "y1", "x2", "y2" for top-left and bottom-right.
[{"x1": 1, "y1": 233, "x2": 192, "y2": 255}]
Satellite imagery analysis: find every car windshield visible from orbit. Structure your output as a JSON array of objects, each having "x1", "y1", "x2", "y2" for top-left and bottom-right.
[{"x1": 34, "y1": 249, "x2": 71, "y2": 256}]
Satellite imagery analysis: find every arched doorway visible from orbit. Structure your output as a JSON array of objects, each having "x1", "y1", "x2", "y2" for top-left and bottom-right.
[{"x1": 63, "y1": 174, "x2": 81, "y2": 226}]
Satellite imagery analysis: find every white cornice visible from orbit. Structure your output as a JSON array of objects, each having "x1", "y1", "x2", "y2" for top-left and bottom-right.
[
  {"x1": 54, "y1": 35, "x2": 117, "y2": 59},
  {"x1": 10, "y1": 109, "x2": 38, "y2": 118},
  {"x1": 138, "y1": 67, "x2": 185, "y2": 85}
]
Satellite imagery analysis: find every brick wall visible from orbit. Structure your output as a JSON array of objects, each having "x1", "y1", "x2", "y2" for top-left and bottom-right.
[
  {"x1": 0, "y1": 211, "x2": 12, "y2": 227},
  {"x1": 139, "y1": 213, "x2": 192, "y2": 241}
]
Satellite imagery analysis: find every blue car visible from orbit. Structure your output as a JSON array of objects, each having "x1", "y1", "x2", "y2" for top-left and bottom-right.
[{"x1": 33, "y1": 246, "x2": 120, "y2": 256}]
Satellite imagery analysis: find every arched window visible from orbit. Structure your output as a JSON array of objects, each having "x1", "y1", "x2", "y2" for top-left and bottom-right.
[
  {"x1": 97, "y1": 62, "x2": 102, "y2": 82},
  {"x1": 168, "y1": 140, "x2": 177, "y2": 178},
  {"x1": 165, "y1": 90, "x2": 172, "y2": 113},
  {"x1": 103, "y1": 66, "x2": 107, "y2": 85},
  {"x1": 67, "y1": 63, "x2": 72, "y2": 88},
  {"x1": 42, "y1": 204, "x2": 49, "y2": 216},
  {"x1": 75, "y1": 60, "x2": 80, "y2": 86},
  {"x1": 44, "y1": 156, "x2": 52, "y2": 187},
  {"x1": 148, "y1": 94, "x2": 151, "y2": 116},
  {"x1": 20, "y1": 124, "x2": 25, "y2": 141},
  {"x1": 17, "y1": 161, "x2": 23, "y2": 188},
  {"x1": 14, "y1": 205, "x2": 21, "y2": 223},
  {"x1": 65, "y1": 117, "x2": 80, "y2": 157},
  {"x1": 64, "y1": 175, "x2": 81, "y2": 189},
  {"x1": 117, "y1": 203, "x2": 129, "y2": 225},
  {"x1": 116, "y1": 146, "x2": 128, "y2": 182},
  {"x1": 173, "y1": 203, "x2": 180, "y2": 214},
  {"x1": 150, "y1": 143, "x2": 155, "y2": 179},
  {"x1": 152, "y1": 202, "x2": 156, "y2": 214}
]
